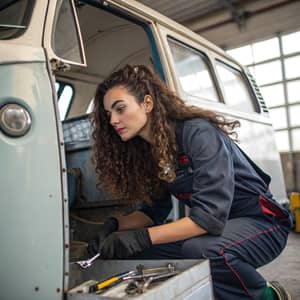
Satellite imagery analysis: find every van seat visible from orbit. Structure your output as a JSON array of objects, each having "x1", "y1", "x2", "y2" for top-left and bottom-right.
[{"x1": 63, "y1": 114, "x2": 92, "y2": 145}]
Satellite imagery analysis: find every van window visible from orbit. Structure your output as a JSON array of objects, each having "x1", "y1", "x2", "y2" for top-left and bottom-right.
[
  {"x1": 168, "y1": 38, "x2": 219, "y2": 102},
  {"x1": 86, "y1": 99, "x2": 94, "y2": 114},
  {"x1": 52, "y1": 0, "x2": 84, "y2": 64},
  {"x1": 56, "y1": 82, "x2": 74, "y2": 120},
  {"x1": 216, "y1": 61, "x2": 257, "y2": 113},
  {"x1": 0, "y1": 0, "x2": 35, "y2": 39}
]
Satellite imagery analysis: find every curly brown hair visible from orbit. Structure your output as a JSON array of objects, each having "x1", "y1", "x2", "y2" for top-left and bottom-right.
[{"x1": 91, "y1": 64, "x2": 240, "y2": 204}]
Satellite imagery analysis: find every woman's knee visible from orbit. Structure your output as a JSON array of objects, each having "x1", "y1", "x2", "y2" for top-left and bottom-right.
[{"x1": 182, "y1": 236, "x2": 221, "y2": 258}]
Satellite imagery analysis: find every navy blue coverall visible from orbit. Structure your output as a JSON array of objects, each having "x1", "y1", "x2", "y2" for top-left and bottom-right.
[{"x1": 137, "y1": 118, "x2": 293, "y2": 300}]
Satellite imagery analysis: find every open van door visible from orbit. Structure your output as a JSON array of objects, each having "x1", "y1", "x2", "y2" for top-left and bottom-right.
[{"x1": 44, "y1": 0, "x2": 87, "y2": 71}]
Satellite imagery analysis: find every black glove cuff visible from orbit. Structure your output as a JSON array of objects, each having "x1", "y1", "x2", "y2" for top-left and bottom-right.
[
  {"x1": 105, "y1": 217, "x2": 119, "y2": 232},
  {"x1": 138, "y1": 228, "x2": 152, "y2": 248}
]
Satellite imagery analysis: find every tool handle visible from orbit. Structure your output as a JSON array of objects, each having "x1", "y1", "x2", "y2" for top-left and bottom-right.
[{"x1": 97, "y1": 277, "x2": 120, "y2": 290}]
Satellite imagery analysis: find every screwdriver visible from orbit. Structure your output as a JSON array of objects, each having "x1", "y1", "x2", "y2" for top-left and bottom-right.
[{"x1": 89, "y1": 270, "x2": 136, "y2": 293}]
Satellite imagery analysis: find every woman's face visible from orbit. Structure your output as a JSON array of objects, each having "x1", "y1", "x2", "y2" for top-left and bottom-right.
[{"x1": 103, "y1": 86, "x2": 153, "y2": 142}]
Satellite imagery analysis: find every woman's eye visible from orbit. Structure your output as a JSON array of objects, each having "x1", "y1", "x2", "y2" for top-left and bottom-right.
[{"x1": 117, "y1": 106, "x2": 126, "y2": 113}]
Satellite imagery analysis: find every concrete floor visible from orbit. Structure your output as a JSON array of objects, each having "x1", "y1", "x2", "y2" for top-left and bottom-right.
[{"x1": 259, "y1": 232, "x2": 300, "y2": 299}]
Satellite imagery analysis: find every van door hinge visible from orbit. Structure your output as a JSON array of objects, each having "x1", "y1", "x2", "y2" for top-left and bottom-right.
[{"x1": 50, "y1": 58, "x2": 71, "y2": 72}]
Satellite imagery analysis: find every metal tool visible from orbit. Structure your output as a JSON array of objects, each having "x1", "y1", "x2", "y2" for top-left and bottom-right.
[
  {"x1": 136, "y1": 263, "x2": 176, "y2": 275},
  {"x1": 141, "y1": 271, "x2": 180, "y2": 291},
  {"x1": 89, "y1": 270, "x2": 137, "y2": 293},
  {"x1": 124, "y1": 266, "x2": 180, "y2": 295},
  {"x1": 123, "y1": 263, "x2": 177, "y2": 281},
  {"x1": 76, "y1": 252, "x2": 100, "y2": 268},
  {"x1": 125, "y1": 281, "x2": 142, "y2": 295}
]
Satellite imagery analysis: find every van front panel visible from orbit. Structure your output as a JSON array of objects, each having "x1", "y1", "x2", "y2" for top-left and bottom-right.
[{"x1": 0, "y1": 49, "x2": 64, "y2": 300}]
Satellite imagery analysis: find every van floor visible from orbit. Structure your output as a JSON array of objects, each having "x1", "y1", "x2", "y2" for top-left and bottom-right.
[{"x1": 258, "y1": 231, "x2": 300, "y2": 298}]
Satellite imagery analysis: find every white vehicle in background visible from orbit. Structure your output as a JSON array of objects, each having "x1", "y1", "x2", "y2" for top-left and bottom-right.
[{"x1": 0, "y1": 1, "x2": 287, "y2": 299}]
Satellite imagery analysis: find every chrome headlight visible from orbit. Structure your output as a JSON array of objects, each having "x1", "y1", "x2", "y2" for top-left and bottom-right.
[{"x1": 0, "y1": 103, "x2": 32, "y2": 137}]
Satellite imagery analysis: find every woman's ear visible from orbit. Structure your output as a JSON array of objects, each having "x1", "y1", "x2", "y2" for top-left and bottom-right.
[{"x1": 143, "y1": 95, "x2": 154, "y2": 113}]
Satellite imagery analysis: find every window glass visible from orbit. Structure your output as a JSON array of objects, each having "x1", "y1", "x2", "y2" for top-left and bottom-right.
[
  {"x1": 227, "y1": 45, "x2": 253, "y2": 65},
  {"x1": 284, "y1": 55, "x2": 300, "y2": 79},
  {"x1": 55, "y1": 82, "x2": 60, "y2": 92},
  {"x1": 260, "y1": 84, "x2": 285, "y2": 108},
  {"x1": 168, "y1": 39, "x2": 219, "y2": 102},
  {"x1": 291, "y1": 128, "x2": 300, "y2": 151},
  {"x1": 216, "y1": 61, "x2": 255, "y2": 113},
  {"x1": 287, "y1": 80, "x2": 300, "y2": 103},
  {"x1": 282, "y1": 31, "x2": 300, "y2": 55},
  {"x1": 56, "y1": 83, "x2": 74, "y2": 120},
  {"x1": 275, "y1": 130, "x2": 290, "y2": 152},
  {"x1": 52, "y1": 0, "x2": 83, "y2": 64},
  {"x1": 289, "y1": 104, "x2": 300, "y2": 127},
  {"x1": 254, "y1": 60, "x2": 282, "y2": 85},
  {"x1": 86, "y1": 99, "x2": 94, "y2": 114},
  {"x1": 268, "y1": 107, "x2": 287, "y2": 130},
  {"x1": 253, "y1": 38, "x2": 280, "y2": 63},
  {"x1": 0, "y1": 0, "x2": 34, "y2": 39}
]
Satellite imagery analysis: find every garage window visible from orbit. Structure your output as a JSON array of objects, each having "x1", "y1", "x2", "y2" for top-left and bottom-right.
[
  {"x1": 168, "y1": 38, "x2": 219, "y2": 102},
  {"x1": 228, "y1": 31, "x2": 300, "y2": 153}
]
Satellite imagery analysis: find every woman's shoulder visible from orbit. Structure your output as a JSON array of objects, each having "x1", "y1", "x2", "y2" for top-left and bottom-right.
[
  {"x1": 175, "y1": 118, "x2": 218, "y2": 149},
  {"x1": 180, "y1": 118, "x2": 230, "y2": 146},
  {"x1": 182, "y1": 118, "x2": 216, "y2": 132},
  {"x1": 178, "y1": 118, "x2": 232, "y2": 155}
]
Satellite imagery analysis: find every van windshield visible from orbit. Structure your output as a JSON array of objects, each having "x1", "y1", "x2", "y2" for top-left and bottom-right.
[{"x1": 0, "y1": 0, "x2": 35, "y2": 39}]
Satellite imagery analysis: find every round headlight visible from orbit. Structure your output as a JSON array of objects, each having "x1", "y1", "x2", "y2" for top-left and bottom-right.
[{"x1": 0, "y1": 103, "x2": 32, "y2": 137}]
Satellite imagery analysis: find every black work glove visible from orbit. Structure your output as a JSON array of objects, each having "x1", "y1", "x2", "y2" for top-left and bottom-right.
[
  {"x1": 100, "y1": 228, "x2": 152, "y2": 259},
  {"x1": 88, "y1": 217, "x2": 119, "y2": 255}
]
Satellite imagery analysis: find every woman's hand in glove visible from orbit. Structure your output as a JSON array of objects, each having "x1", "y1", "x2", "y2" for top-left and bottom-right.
[
  {"x1": 88, "y1": 217, "x2": 119, "y2": 255},
  {"x1": 100, "y1": 228, "x2": 152, "y2": 259}
]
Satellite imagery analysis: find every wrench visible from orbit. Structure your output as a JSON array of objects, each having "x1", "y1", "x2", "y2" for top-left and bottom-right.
[{"x1": 76, "y1": 253, "x2": 100, "y2": 268}]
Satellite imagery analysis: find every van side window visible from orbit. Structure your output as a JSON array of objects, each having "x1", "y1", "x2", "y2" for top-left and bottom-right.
[
  {"x1": 56, "y1": 82, "x2": 74, "y2": 120},
  {"x1": 168, "y1": 38, "x2": 219, "y2": 102},
  {"x1": 52, "y1": 0, "x2": 84, "y2": 64},
  {"x1": 216, "y1": 61, "x2": 257, "y2": 113}
]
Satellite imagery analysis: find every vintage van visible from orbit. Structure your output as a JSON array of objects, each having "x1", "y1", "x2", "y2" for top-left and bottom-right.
[{"x1": 0, "y1": 1, "x2": 288, "y2": 299}]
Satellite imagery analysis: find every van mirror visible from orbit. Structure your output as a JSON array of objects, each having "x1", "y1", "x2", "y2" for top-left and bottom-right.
[{"x1": 50, "y1": 0, "x2": 86, "y2": 68}]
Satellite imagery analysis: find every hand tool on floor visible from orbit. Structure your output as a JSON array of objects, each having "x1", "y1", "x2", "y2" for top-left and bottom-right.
[{"x1": 76, "y1": 252, "x2": 100, "y2": 268}]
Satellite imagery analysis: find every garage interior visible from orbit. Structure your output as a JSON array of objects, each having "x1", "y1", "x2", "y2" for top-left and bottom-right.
[
  {"x1": 137, "y1": 0, "x2": 300, "y2": 298},
  {"x1": 2, "y1": 1, "x2": 300, "y2": 299}
]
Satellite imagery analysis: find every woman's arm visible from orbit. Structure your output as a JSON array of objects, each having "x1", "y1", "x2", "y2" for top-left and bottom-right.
[
  {"x1": 148, "y1": 217, "x2": 207, "y2": 244},
  {"x1": 117, "y1": 211, "x2": 154, "y2": 230},
  {"x1": 118, "y1": 213, "x2": 206, "y2": 244}
]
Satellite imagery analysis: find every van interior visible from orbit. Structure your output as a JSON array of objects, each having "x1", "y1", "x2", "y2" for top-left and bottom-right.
[{"x1": 54, "y1": 2, "x2": 176, "y2": 290}]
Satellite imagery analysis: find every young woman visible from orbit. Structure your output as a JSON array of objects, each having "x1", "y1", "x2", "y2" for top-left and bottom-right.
[{"x1": 89, "y1": 64, "x2": 292, "y2": 300}]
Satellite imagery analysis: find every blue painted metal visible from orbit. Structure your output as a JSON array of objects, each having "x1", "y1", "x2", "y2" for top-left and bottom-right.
[{"x1": 0, "y1": 53, "x2": 64, "y2": 300}]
